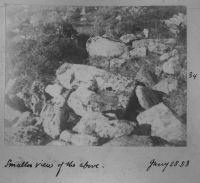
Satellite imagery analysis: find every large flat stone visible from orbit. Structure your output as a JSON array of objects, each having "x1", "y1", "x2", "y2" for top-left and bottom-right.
[{"x1": 137, "y1": 103, "x2": 186, "y2": 143}]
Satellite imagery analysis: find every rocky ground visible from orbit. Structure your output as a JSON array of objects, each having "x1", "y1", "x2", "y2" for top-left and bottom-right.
[{"x1": 5, "y1": 34, "x2": 187, "y2": 146}]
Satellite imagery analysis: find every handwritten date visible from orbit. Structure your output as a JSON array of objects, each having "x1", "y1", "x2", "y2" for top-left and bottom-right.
[{"x1": 146, "y1": 159, "x2": 189, "y2": 172}]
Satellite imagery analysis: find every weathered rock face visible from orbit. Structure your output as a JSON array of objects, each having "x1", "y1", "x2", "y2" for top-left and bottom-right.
[
  {"x1": 132, "y1": 39, "x2": 176, "y2": 55},
  {"x1": 69, "y1": 90, "x2": 124, "y2": 117},
  {"x1": 171, "y1": 49, "x2": 178, "y2": 56},
  {"x1": 163, "y1": 89, "x2": 186, "y2": 119},
  {"x1": 57, "y1": 63, "x2": 134, "y2": 92},
  {"x1": 130, "y1": 47, "x2": 147, "y2": 57},
  {"x1": 163, "y1": 13, "x2": 186, "y2": 36},
  {"x1": 59, "y1": 130, "x2": 73, "y2": 142},
  {"x1": 89, "y1": 55, "x2": 141, "y2": 78},
  {"x1": 70, "y1": 134, "x2": 98, "y2": 146},
  {"x1": 45, "y1": 84, "x2": 63, "y2": 98},
  {"x1": 159, "y1": 49, "x2": 178, "y2": 62},
  {"x1": 67, "y1": 86, "x2": 95, "y2": 116},
  {"x1": 60, "y1": 130, "x2": 98, "y2": 146},
  {"x1": 56, "y1": 63, "x2": 135, "y2": 116},
  {"x1": 39, "y1": 103, "x2": 65, "y2": 138},
  {"x1": 165, "y1": 38, "x2": 177, "y2": 45},
  {"x1": 110, "y1": 58, "x2": 127, "y2": 69},
  {"x1": 96, "y1": 72, "x2": 134, "y2": 92},
  {"x1": 89, "y1": 56, "x2": 110, "y2": 70},
  {"x1": 135, "y1": 65, "x2": 157, "y2": 87},
  {"x1": 153, "y1": 78, "x2": 178, "y2": 94},
  {"x1": 103, "y1": 135, "x2": 154, "y2": 146},
  {"x1": 12, "y1": 111, "x2": 37, "y2": 127},
  {"x1": 132, "y1": 39, "x2": 148, "y2": 49},
  {"x1": 4, "y1": 126, "x2": 52, "y2": 145},
  {"x1": 57, "y1": 63, "x2": 105, "y2": 89},
  {"x1": 163, "y1": 56, "x2": 181, "y2": 74},
  {"x1": 30, "y1": 95, "x2": 45, "y2": 116},
  {"x1": 155, "y1": 65, "x2": 163, "y2": 77},
  {"x1": 135, "y1": 85, "x2": 163, "y2": 110},
  {"x1": 137, "y1": 103, "x2": 186, "y2": 143},
  {"x1": 148, "y1": 40, "x2": 168, "y2": 55},
  {"x1": 122, "y1": 84, "x2": 164, "y2": 122},
  {"x1": 73, "y1": 113, "x2": 136, "y2": 139},
  {"x1": 86, "y1": 36, "x2": 126, "y2": 57},
  {"x1": 46, "y1": 140, "x2": 70, "y2": 146},
  {"x1": 39, "y1": 99, "x2": 80, "y2": 139},
  {"x1": 68, "y1": 87, "x2": 125, "y2": 116},
  {"x1": 143, "y1": 29, "x2": 149, "y2": 38},
  {"x1": 120, "y1": 51, "x2": 131, "y2": 59},
  {"x1": 159, "y1": 52, "x2": 171, "y2": 62},
  {"x1": 120, "y1": 34, "x2": 137, "y2": 44}
]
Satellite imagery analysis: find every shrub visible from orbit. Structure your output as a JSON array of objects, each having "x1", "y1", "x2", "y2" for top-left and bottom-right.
[
  {"x1": 7, "y1": 18, "x2": 88, "y2": 86},
  {"x1": 92, "y1": 6, "x2": 186, "y2": 39}
]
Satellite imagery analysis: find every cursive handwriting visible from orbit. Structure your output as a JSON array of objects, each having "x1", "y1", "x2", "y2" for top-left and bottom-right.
[
  {"x1": 3, "y1": 159, "x2": 103, "y2": 177},
  {"x1": 35, "y1": 160, "x2": 53, "y2": 168},
  {"x1": 146, "y1": 159, "x2": 189, "y2": 172},
  {"x1": 4, "y1": 159, "x2": 33, "y2": 168},
  {"x1": 56, "y1": 161, "x2": 76, "y2": 177}
]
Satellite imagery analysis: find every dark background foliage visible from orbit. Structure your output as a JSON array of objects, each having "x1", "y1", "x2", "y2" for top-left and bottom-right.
[{"x1": 6, "y1": 6, "x2": 186, "y2": 93}]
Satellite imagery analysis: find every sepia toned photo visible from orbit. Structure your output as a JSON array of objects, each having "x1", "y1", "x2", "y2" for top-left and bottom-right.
[{"x1": 4, "y1": 5, "x2": 187, "y2": 146}]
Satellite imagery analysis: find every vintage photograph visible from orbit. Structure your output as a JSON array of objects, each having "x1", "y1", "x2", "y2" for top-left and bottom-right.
[{"x1": 4, "y1": 5, "x2": 187, "y2": 146}]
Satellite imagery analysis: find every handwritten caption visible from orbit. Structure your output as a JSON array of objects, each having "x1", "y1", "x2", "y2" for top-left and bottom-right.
[
  {"x1": 3, "y1": 159, "x2": 104, "y2": 177},
  {"x1": 146, "y1": 159, "x2": 189, "y2": 172},
  {"x1": 3, "y1": 158, "x2": 190, "y2": 176},
  {"x1": 189, "y1": 72, "x2": 198, "y2": 79}
]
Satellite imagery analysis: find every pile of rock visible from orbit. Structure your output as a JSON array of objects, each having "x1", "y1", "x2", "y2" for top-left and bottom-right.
[
  {"x1": 86, "y1": 36, "x2": 176, "y2": 60},
  {"x1": 5, "y1": 34, "x2": 186, "y2": 146}
]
